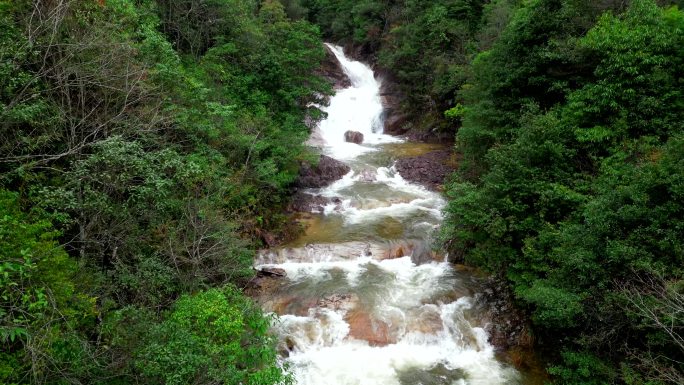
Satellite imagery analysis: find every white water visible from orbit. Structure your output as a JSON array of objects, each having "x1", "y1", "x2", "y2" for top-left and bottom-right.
[
  {"x1": 257, "y1": 44, "x2": 522, "y2": 385},
  {"x1": 317, "y1": 44, "x2": 402, "y2": 159}
]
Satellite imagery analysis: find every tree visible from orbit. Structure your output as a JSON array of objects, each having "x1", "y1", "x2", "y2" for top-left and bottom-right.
[
  {"x1": 0, "y1": 189, "x2": 96, "y2": 384},
  {"x1": 134, "y1": 287, "x2": 292, "y2": 385},
  {"x1": 442, "y1": 1, "x2": 684, "y2": 383}
]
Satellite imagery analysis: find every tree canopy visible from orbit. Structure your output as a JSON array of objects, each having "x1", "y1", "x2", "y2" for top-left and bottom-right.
[{"x1": 1, "y1": 0, "x2": 327, "y2": 383}]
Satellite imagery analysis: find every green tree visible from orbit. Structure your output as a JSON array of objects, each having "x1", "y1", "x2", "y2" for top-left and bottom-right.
[
  {"x1": 443, "y1": 1, "x2": 684, "y2": 383},
  {"x1": 134, "y1": 287, "x2": 292, "y2": 385},
  {"x1": 0, "y1": 190, "x2": 96, "y2": 384}
]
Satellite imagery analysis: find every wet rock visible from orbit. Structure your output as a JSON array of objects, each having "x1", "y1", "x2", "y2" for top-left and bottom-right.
[
  {"x1": 398, "y1": 364, "x2": 466, "y2": 385},
  {"x1": 262, "y1": 295, "x2": 296, "y2": 315},
  {"x1": 344, "y1": 130, "x2": 364, "y2": 144},
  {"x1": 407, "y1": 305, "x2": 444, "y2": 335},
  {"x1": 257, "y1": 266, "x2": 286, "y2": 277},
  {"x1": 477, "y1": 277, "x2": 533, "y2": 352},
  {"x1": 342, "y1": 42, "x2": 375, "y2": 63},
  {"x1": 246, "y1": 262, "x2": 290, "y2": 296},
  {"x1": 377, "y1": 68, "x2": 410, "y2": 135},
  {"x1": 395, "y1": 150, "x2": 455, "y2": 191},
  {"x1": 405, "y1": 130, "x2": 456, "y2": 144},
  {"x1": 410, "y1": 241, "x2": 440, "y2": 265},
  {"x1": 290, "y1": 192, "x2": 331, "y2": 213},
  {"x1": 317, "y1": 45, "x2": 352, "y2": 90},
  {"x1": 262, "y1": 295, "x2": 320, "y2": 317},
  {"x1": 359, "y1": 168, "x2": 377, "y2": 182},
  {"x1": 345, "y1": 309, "x2": 395, "y2": 346},
  {"x1": 244, "y1": 273, "x2": 287, "y2": 299},
  {"x1": 296, "y1": 155, "x2": 351, "y2": 188},
  {"x1": 260, "y1": 231, "x2": 278, "y2": 248},
  {"x1": 279, "y1": 336, "x2": 297, "y2": 357},
  {"x1": 363, "y1": 244, "x2": 372, "y2": 256},
  {"x1": 384, "y1": 113, "x2": 410, "y2": 135},
  {"x1": 305, "y1": 126, "x2": 326, "y2": 148},
  {"x1": 379, "y1": 240, "x2": 439, "y2": 263},
  {"x1": 373, "y1": 218, "x2": 404, "y2": 239},
  {"x1": 256, "y1": 242, "x2": 387, "y2": 265},
  {"x1": 317, "y1": 293, "x2": 359, "y2": 311},
  {"x1": 383, "y1": 241, "x2": 415, "y2": 260}
]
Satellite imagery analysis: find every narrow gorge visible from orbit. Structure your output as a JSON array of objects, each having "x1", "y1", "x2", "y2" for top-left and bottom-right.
[{"x1": 251, "y1": 45, "x2": 536, "y2": 385}]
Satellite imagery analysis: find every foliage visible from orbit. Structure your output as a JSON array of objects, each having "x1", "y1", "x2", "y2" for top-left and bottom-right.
[
  {"x1": 441, "y1": 0, "x2": 684, "y2": 383},
  {"x1": 0, "y1": 0, "x2": 329, "y2": 383},
  {"x1": 0, "y1": 190, "x2": 96, "y2": 384},
  {"x1": 134, "y1": 286, "x2": 291, "y2": 385},
  {"x1": 303, "y1": 0, "x2": 488, "y2": 133}
]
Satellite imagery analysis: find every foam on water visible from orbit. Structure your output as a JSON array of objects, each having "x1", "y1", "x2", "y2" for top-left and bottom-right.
[
  {"x1": 317, "y1": 165, "x2": 445, "y2": 225},
  {"x1": 262, "y1": 255, "x2": 520, "y2": 384},
  {"x1": 318, "y1": 44, "x2": 401, "y2": 159},
  {"x1": 259, "y1": 43, "x2": 522, "y2": 385},
  {"x1": 274, "y1": 295, "x2": 520, "y2": 385},
  {"x1": 258, "y1": 256, "x2": 375, "y2": 284}
]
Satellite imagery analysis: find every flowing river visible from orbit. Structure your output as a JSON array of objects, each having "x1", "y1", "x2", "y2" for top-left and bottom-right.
[{"x1": 254, "y1": 45, "x2": 531, "y2": 385}]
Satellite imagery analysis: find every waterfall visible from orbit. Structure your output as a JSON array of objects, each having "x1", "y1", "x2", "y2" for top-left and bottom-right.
[
  {"x1": 255, "y1": 44, "x2": 522, "y2": 385},
  {"x1": 317, "y1": 44, "x2": 401, "y2": 159}
]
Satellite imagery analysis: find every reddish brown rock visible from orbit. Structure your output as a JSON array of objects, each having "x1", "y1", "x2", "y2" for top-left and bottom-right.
[
  {"x1": 381, "y1": 241, "x2": 415, "y2": 260},
  {"x1": 345, "y1": 310, "x2": 395, "y2": 346},
  {"x1": 344, "y1": 130, "x2": 364, "y2": 144},
  {"x1": 407, "y1": 305, "x2": 444, "y2": 335}
]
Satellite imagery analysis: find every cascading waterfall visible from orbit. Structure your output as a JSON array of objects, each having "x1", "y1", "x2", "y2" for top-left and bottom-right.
[
  {"x1": 255, "y1": 44, "x2": 523, "y2": 385},
  {"x1": 316, "y1": 44, "x2": 401, "y2": 159}
]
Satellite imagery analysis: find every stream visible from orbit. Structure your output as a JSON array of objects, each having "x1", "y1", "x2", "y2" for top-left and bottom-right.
[{"x1": 254, "y1": 44, "x2": 530, "y2": 385}]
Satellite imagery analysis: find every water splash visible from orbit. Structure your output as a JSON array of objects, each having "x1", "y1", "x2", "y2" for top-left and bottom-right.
[
  {"x1": 257, "y1": 44, "x2": 522, "y2": 385},
  {"x1": 317, "y1": 44, "x2": 401, "y2": 159}
]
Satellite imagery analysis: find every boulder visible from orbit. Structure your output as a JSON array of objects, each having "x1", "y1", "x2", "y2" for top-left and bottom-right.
[
  {"x1": 257, "y1": 267, "x2": 286, "y2": 278},
  {"x1": 345, "y1": 310, "x2": 396, "y2": 346},
  {"x1": 394, "y1": 150, "x2": 455, "y2": 191},
  {"x1": 382, "y1": 240, "x2": 415, "y2": 260},
  {"x1": 289, "y1": 192, "x2": 331, "y2": 213},
  {"x1": 296, "y1": 155, "x2": 351, "y2": 188},
  {"x1": 407, "y1": 305, "x2": 444, "y2": 335},
  {"x1": 344, "y1": 130, "x2": 364, "y2": 144}
]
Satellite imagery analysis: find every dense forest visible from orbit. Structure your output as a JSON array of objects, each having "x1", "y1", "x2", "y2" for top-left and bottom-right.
[
  {"x1": 1, "y1": 0, "x2": 328, "y2": 383},
  {"x1": 2, "y1": 0, "x2": 684, "y2": 384}
]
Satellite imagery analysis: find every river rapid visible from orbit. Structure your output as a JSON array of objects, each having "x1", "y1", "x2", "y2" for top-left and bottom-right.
[{"x1": 254, "y1": 44, "x2": 531, "y2": 385}]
